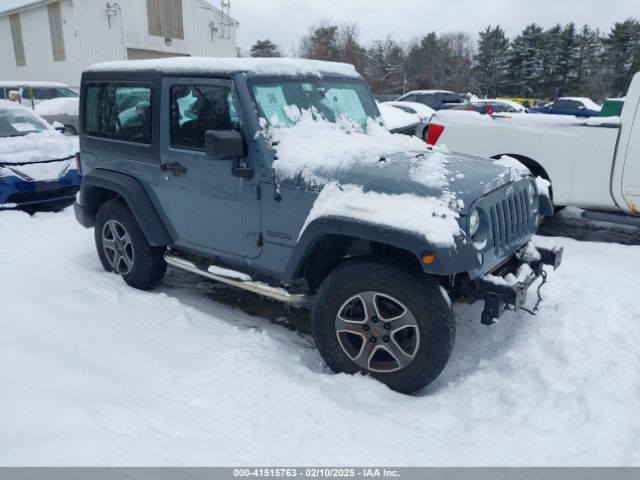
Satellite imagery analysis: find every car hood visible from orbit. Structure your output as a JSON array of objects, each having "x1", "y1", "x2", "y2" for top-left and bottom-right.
[
  {"x1": 294, "y1": 148, "x2": 527, "y2": 215},
  {"x1": 0, "y1": 131, "x2": 78, "y2": 181}
]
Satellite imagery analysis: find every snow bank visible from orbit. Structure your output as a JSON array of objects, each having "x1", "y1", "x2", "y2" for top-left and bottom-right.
[
  {"x1": 87, "y1": 57, "x2": 359, "y2": 78},
  {"x1": 35, "y1": 97, "x2": 79, "y2": 116},
  {"x1": 2, "y1": 210, "x2": 640, "y2": 465}
]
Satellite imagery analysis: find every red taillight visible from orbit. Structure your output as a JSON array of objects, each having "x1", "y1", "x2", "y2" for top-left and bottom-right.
[
  {"x1": 485, "y1": 105, "x2": 494, "y2": 115},
  {"x1": 75, "y1": 152, "x2": 82, "y2": 174},
  {"x1": 425, "y1": 123, "x2": 445, "y2": 145}
]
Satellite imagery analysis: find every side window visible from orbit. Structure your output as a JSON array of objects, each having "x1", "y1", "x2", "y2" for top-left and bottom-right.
[
  {"x1": 417, "y1": 93, "x2": 436, "y2": 106},
  {"x1": 553, "y1": 99, "x2": 568, "y2": 109},
  {"x1": 85, "y1": 82, "x2": 152, "y2": 144},
  {"x1": 170, "y1": 84, "x2": 240, "y2": 150},
  {"x1": 567, "y1": 100, "x2": 582, "y2": 110}
]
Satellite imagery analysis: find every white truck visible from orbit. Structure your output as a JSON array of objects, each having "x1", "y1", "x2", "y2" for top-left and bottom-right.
[{"x1": 426, "y1": 73, "x2": 640, "y2": 225}]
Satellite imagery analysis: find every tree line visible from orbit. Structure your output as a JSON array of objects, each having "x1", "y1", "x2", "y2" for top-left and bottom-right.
[{"x1": 248, "y1": 18, "x2": 640, "y2": 101}]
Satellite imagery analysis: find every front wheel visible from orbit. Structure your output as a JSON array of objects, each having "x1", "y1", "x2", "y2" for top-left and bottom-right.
[
  {"x1": 94, "y1": 199, "x2": 167, "y2": 290},
  {"x1": 311, "y1": 258, "x2": 455, "y2": 394}
]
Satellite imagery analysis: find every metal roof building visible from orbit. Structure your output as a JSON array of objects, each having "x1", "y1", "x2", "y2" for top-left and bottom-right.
[{"x1": 0, "y1": 0, "x2": 239, "y2": 86}]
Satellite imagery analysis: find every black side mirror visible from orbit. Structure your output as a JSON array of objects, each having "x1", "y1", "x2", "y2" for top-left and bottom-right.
[
  {"x1": 204, "y1": 129, "x2": 253, "y2": 179},
  {"x1": 205, "y1": 130, "x2": 244, "y2": 160}
]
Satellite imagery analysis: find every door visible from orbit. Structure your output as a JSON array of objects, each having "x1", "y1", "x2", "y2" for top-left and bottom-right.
[
  {"x1": 621, "y1": 100, "x2": 640, "y2": 213},
  {"x1": 157, "y1": 77, "x2": 261, "y2": 258}
]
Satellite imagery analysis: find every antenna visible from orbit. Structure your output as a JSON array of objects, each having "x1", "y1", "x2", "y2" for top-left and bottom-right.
[{"x1": 219, "y1": 0, "x2": 232, "y2": 39}]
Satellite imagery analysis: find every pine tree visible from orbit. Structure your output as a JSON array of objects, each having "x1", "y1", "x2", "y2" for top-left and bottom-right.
[
  {"x1": 507, "y1": 24, "x2": 545, "y2": 96},
  {"x1": 603, "y1": 18, "x2": 640, "y2": 95},
  {"x1": 298, "y1": 23, "x2": 341, "y2": 61},
  {"x1": 474, "y1": 26, "x2": 510, "y2": 97},
  {"x1": 249, "y1": 39, "x2": 281, "y2": 58}
]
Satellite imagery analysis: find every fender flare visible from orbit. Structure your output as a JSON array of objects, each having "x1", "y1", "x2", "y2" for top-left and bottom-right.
[
  {"x1": 280, "y1": 216, "x2": 479, "y2": 286},
  {"x1": 78, "y1": 169, "x2": 172, "y2": 246}
]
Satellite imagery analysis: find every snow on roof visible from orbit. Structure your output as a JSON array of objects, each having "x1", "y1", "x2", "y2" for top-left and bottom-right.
[
  {"x1": 434, "y1": 109, "x2": 620, "y2": 127},
  {"x1": 86, "y1": 57, "x2": 360, "y2": 78},
  {"x1": 0, "y1": 81, "x2": 68, "y2": 87},
  {"x1": 558, "y1": 97, "x2": 601, "y2": 111},
  {"x1": 0, "y1": 99, "x2": 30, "y2": 111},
  {"x1": 402, "y1": 89, "x2": 454, "y2": 95}
]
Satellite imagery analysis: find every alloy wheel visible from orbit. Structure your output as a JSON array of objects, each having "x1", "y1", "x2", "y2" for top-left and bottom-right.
[
  {"x1": 334, "y1": 291, "x2": 421, "y2": 373},
  {"x1": 101, "y1": 219, "x2": 135, "y2": 275}
]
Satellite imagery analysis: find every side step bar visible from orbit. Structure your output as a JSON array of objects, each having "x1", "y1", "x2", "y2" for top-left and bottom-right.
[{"x1": 164, "y1": 253, "x2": 308, "y2": 306}]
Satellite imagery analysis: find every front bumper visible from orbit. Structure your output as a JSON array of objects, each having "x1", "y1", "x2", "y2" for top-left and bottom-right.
[
  {"x1": 454, "y1": 244, "x2": 563, "y2": 325},
  {"x1": 0, "y1": 169, "x2": 80, "y2": 209}
]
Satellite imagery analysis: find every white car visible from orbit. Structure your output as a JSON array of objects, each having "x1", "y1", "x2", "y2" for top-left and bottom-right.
[
  {"x1": 0, "y1": 100, "x2": 80, "y2": 209},
  {"x1": 377, "y1": 102, "x2": 422, "y2": 136},
  {"x1": 382, "y1": 101, "x2": 436, "y2": 122},
  {"x1": 425, "y1": 72, "x2": 640, "y2": 223},
  {"x1": 34, "y1": 97, "x2": 79, "y2": 136},
  {"x1": 0, "y1": 81, "x2": 78, "y2": 107}
]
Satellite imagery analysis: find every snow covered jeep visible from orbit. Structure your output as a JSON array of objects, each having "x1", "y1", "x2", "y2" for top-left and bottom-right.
[{"x1": 74, "y1": 58, "x2": 562, "y2": 393}]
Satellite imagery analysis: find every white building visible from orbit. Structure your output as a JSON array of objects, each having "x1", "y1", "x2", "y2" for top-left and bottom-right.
[{"x1": 0, "y1": 0, "x2": 239, "y2": 86}]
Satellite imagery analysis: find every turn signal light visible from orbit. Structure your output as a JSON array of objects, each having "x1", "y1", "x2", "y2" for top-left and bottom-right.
[
  {"x1": 422, "y1": 254, "x2": 435, "y2": 264},
  {"x1": 75, "y1": 152, "x2": 82, "y2": 174}
]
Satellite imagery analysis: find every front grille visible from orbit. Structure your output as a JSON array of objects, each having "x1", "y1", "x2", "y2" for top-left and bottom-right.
[
  {"x1": 7, "y1": 185, "x2": 79, "y2": 205},
  {"x1": 489, "y1": 189, "x2": 532, "y2": 255}
]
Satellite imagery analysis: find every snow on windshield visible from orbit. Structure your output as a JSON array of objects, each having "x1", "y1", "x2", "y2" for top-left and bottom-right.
[
  {"x1": 0, "y1": 103, "x2": 50, "y2": 137},
  {"x1": 260, "y1": 108, "x2": 462, "y2": 246}
]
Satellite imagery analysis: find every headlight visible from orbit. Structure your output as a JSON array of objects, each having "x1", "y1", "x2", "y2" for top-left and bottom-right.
[
  {"x1": 469, "y1": 209, "x2": 480, "y2": 237},
  {"x1": 527, "y1": 182, "x2": 536, "y2": 205}
]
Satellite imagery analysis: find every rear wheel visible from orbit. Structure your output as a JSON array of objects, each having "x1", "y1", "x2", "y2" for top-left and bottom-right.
[
  {"x1": 311, "y1": 258, "x2": 455, "y2": 394},
  {"x1": 94, "y1": 199, "x2": 167, "y2": 290}
]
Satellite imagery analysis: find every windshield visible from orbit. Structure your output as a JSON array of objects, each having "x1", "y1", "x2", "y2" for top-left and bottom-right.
[
  {"x1": 0, "y1": 106, "x2": 49, "y2": 137},
  {"x1": 250, "y1": 78, "x2": 378, "y2": 129}
]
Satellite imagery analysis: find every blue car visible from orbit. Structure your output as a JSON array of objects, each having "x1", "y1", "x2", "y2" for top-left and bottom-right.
[
  {"x1": 532, "y1": 97, "x2": 601, "y2": 117},
  {"x1": 0, "y1": 101, "x2": 80, "y2": 210}
]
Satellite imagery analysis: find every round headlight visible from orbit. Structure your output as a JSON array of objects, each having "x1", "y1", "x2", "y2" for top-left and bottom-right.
[
  {"x1": 527, "y1": 182, "x2": 536, "y2": 205},
  {"x1": 469, "y1": 209, "x2": 480, "y2": 237}
]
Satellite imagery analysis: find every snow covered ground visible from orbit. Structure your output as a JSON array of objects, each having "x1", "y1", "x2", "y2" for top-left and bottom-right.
[{"x1": 1, "y1": 208, "x2": 639, "y2": 466}]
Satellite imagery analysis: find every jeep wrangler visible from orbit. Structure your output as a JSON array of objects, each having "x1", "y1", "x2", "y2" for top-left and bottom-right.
[{"x1": 74, "y1": 57, "x2": 562, "y2": 394}]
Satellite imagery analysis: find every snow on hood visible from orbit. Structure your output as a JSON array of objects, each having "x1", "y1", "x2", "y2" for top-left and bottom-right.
[
  {"x1": 377, "y1": 103, "x2": 420, "y2": 131},
  {"x1": 35, "y1": 97, "x2": 79, "y2": 117},
  {"x1": 0, "y1": 131, "x2": 78, "y2": 181},
  {"x1": 262, "y1": 110, "x2": 523, "y2": 247}
]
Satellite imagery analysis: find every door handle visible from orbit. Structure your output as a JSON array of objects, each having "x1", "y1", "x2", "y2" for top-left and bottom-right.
[{"x1": 160, "y1": 162, "x2": 187, "y2": 175}]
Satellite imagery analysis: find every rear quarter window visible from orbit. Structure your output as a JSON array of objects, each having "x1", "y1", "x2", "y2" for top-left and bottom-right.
[{"x1": 85, "y1": 82, "x2": 152, "y2": 144}]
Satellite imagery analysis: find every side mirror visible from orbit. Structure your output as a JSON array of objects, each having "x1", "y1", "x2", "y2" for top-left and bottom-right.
[
  {"x1": 205, "y1": 130, "x2": 244, "y2": 160},
  {"x1": 52, "y1": 120, "x2": 65, "y2": 133},
  {"x1": 578, "y1": 105, "x2": 586, "y2": 110},
  {"x1": 204, "y1": 129, "x2": 253, "y2": 179}
]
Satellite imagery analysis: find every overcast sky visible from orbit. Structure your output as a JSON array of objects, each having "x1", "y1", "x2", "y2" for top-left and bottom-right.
[
  {"x1": 231, "y1": 0, "x2": 640, "y2": 54},
  {"x1": 2, "y1": 0, "x2": 638, "y2": 55}
]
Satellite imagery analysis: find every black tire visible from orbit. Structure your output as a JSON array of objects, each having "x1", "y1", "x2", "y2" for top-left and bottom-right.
[
  {"x1": 94, "y1": 198, "x2": 167, "y2": 290},
  {"x1": 311, "y1": 258, "x2": 455, "y2": 394}
]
